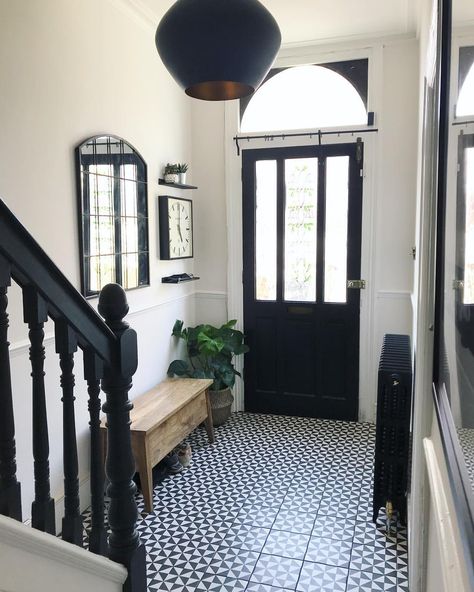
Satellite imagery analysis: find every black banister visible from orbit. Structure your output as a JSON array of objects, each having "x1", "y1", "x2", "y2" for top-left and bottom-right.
[
  {"x1": 0, "y1": 199, "x2": 145, "y2": 592},
  {"x1": 0, "y1": 199, "x2": 115, "y2": 363},
  {"x1": 0, "y1": 255, "x2": 21, "y2": 521}
]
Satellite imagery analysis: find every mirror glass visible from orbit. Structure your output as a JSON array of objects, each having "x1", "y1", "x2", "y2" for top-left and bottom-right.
[
  {"x1": 439, "y1": 0, "x2": 474, "y2": 495},
  {"x1": 76, "y1": 135, "x2": 149, "y2": 297}
]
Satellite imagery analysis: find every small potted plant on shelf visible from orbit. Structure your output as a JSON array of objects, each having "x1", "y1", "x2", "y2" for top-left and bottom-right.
[
  {"x1": 176, "y1": 163, "x2": 189, "y2": 185},
  {"x1": 164, "y1": 163, "x2": 179, "y2": 184},
  {"x1": 168, "y1": 319, "x2": 249, "y2": 426}
]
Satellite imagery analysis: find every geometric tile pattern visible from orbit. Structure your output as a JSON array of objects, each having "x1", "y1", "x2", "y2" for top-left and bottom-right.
[
  {"x1": 82, "y1": 412, "x2": 409, "y2": 591},
  {"x1": 457, "y1": 426, "x2": 474, "y2": 494}
]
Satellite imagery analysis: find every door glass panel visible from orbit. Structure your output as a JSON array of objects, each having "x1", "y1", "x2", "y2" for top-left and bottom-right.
[
  {"x1": 325, "y1": 156, "x2": 349, "y2": 303},
  {"x1": 464, "y1": 147, "x2": 474, "y2": 304},
  {"x1": 284, "y1": 158, "x2": 318, "y2": 302},
  {"x1": 255, "y1": 160, "x2": 277, "y2": 301}
]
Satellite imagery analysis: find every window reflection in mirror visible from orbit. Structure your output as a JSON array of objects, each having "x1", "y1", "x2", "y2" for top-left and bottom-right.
[
  {"x1": 439, "y1": 5, "x2": 474, "y2": 497},
  {"x1": 76, "y1": 135, "x2": 149, "y2": 297}
]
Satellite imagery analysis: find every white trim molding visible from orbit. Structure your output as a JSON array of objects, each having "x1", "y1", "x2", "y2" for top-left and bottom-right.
[
  {"x1": 106, "y1": 0, "x2": 158, "y2": 31},
  {"x1": 423, "y1": 437, "x2": 471, "y2": 592},
  {"x1": 194, "y1": 291, "x2": 227, "y2": 301},
  {"x1": 376, "y1": 290, "x2": 413, "y2": 300},
  {"x1": 0, "y1": 514, "x2": 127, "y2": 583}
]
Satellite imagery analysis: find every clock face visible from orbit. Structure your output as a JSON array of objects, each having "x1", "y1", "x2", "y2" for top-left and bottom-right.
[{"x1": 160, "y1": 196, "x2": 193, "y2": 259}]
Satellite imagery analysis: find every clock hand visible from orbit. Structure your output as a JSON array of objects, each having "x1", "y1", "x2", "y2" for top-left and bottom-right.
[{"x1": 177, "y1": 207, "x2": 184, "y2": 241}]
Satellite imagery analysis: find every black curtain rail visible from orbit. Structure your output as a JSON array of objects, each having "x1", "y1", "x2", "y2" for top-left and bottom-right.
[
  {"x1": 233, "y1": 127, "x2": 379, "y2": 155},
  {"x1": 453, "y1": 119, "x2": 474, "y2": 126}
]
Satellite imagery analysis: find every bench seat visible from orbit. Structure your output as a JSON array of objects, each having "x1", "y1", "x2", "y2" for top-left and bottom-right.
[{"x1": 100, "y1": 378, "x2": 214, "y2": 512}]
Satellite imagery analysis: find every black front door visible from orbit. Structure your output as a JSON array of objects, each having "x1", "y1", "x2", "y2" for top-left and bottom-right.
[{"x1": 242, "y1": 143, "x2": 363, "y2": 420}]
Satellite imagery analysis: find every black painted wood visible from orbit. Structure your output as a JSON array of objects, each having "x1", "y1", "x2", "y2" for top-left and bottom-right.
[
  {"x1": 158, "y1": 178, "x2": 198, "y2": 189},
  {"x1": 23, "y1": 286, "x2": 55, "y2": 535},
  {"x1": 242, "y1": 143, "x2": 363, "y2": 420},
  {"x1": 0, "y1": 199, "x2": 115, "y2": 363},
  {"x1": 0, "y1": 197, "x2": 145, "y2": 588},
  {"x1": 55, "y1": 320, "x2": 83, "y2": 546},
  {"x1": 0, "y1": 256, "x2": 22, "y2": 521},
  {"x1": 84, "y1": 349, "x2": 108, "y2": 556},
  {"x1": 98, "y1": 284, "x2": 146, "y2": 592}
]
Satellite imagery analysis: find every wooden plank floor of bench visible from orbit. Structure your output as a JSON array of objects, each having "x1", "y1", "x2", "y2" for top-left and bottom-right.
[{"x1": 130, "y1": 378, "x2": 213, "y2": 432}]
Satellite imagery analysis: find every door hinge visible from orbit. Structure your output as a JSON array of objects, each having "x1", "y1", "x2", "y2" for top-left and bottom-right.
[{"x1": 347, "y1": 279, "x2": 366, "y2": 289}]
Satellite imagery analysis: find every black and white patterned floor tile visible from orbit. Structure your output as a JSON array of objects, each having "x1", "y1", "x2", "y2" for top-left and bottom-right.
[
  {"x1": 83, "y1": 412, "x2": 409, "y2": 591},
  {"x1": 457, "y1": 427, "x2": 474, "y2": 493}
]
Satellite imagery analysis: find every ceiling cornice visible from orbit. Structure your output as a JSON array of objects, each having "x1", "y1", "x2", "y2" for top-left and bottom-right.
[{"x1": 105, "y1": 0, "x2": 159, "y2": 31}]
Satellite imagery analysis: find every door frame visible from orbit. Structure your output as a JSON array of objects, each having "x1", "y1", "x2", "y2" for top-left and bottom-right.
[{"x1": 223, "y1": 44, "x2": 382, "y2": 422}]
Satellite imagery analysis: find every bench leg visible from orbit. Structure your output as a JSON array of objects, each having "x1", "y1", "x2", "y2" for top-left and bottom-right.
[
  {"x1": 204, "y1": 389, "x2": 215, "y2": 444},
  {"x1": 136, "y1": 438, "x2": 153, "y2": 513}
]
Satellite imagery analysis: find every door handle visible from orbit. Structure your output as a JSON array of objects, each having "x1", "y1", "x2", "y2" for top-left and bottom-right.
[
  {"x1": 347, "y1": 279, "x2": 366, "y2": 289},
  {"x1": 452, "y1": 280, "x2": 464, "y2": 290}
]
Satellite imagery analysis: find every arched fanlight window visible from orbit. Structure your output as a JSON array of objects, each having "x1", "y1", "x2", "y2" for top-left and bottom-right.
[
  {"x1": 240, "y1": 63, "x2": 368, "y2": 133},
  {"x1": 457, "y1": 46, "x2": 474, "y2": 117}
]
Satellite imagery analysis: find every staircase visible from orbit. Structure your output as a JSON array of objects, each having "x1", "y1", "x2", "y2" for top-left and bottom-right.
[{"x1": 0, "y1": 199, "x2": 146, "y2": 592}]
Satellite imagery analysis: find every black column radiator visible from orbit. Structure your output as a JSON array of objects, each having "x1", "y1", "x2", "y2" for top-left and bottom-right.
[{"x1": 373, "y1": 333, "x2": 412, "y2": 524}]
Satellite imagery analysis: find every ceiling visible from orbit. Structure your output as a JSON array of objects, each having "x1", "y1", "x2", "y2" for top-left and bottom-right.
[{"x1": 139, "y1": 0, "x2": 421, "y2": 45}]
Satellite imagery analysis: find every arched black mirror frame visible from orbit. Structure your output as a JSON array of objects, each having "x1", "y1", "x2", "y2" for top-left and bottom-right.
[{"x1": 75, "y1": 134, "x2": 150, "y2": 298}]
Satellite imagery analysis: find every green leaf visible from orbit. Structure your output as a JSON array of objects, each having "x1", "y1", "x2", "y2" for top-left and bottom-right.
[
  {"x1": 167, "y1": 359, "x2": 192, "y2": 377},
  {"x1": 198, "y1": 332, "x2": 224, "y2": 354},
  {"x1": 171, "y1": 319, "x2": 184, "y2": 338}
]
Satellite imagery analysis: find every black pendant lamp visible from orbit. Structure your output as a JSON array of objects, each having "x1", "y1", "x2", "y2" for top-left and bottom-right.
[{"x1": 155, "y1": 0, "x2": 281, "y2": 101}]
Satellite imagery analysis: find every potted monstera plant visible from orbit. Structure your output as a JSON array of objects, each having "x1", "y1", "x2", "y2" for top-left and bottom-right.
[{"x1": 168, "y1": 319, "x2": 249, "y2": 426}]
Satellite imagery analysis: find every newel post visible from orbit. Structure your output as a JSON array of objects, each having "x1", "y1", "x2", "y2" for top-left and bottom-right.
[{"x1": 98, "y1": 284, "x2": 146, "y2": 592}]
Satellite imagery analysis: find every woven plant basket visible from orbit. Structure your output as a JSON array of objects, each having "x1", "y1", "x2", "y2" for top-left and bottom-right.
[{"x1": 209, "y1": 387, "x2": 233, "y2": 426}]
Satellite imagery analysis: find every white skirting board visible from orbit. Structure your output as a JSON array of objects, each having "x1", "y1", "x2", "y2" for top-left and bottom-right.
[
  {"x1": 423, "y1": 436, "x2": 471, "y2": 592},
  {"x1": 0, "y1": 514, "x2": 126, "y2": 592}
]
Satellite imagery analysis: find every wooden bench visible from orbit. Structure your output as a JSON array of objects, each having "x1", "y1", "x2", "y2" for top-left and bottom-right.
[{"x1": 100, "y1": 378, "x2": 214, "y2": 512}]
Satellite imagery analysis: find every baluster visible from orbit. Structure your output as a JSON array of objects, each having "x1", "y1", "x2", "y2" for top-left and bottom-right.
[
  {"x1": 55, "y1": 320, "x2": 82, "y2": 545},
  {"x1": 84, "y1": 349, "x2": 107, "y2": 555},
  {"x1": 99, "y1": 284, "x2": 145, "y2": 592},
  {"x1": 0, "y1": 256, "x2": 22, "y2": 521},
  {"x1": 23, "y1": 286, "x2": 55, "y2": 534}
]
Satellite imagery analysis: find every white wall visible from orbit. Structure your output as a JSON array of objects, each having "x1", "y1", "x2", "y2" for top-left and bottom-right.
[
  {"x1": 191, "y1": 36, "x2": 419, "y2": 420},
  {"x1": 369, "y1": 39, "x2": 419, "y2": 421},
  {"x1": 191, "y1": 99, "x2": 229, "y2": 327},
  {"x1": 0, "y1": 0, "x2": 196, "y2": 525}
]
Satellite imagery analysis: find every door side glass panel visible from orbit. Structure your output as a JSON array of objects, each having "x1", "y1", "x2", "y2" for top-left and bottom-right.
[
  {"x1": 255, "y1": 160, "x2": 277, "y2": 301},
  {"x1": 324, "y1": 156, "x2": 349, "y2": 303},
  {"x1": 464, "y1": 146, "x2": 474, "y2": 304},
  {"x1": 284, "y1": 158, "x2": 318, "y2": 302},
  {"x1": 457, "y1": 46, "x2": 474, "y2": 117}
]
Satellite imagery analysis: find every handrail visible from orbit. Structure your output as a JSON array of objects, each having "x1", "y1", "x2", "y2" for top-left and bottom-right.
[
  {"x1": 0, "y1": 197, "x2": 146, "y2": 591},
  {"x1": 0, "y1": 199, "x2": 115, "y2": 363}
]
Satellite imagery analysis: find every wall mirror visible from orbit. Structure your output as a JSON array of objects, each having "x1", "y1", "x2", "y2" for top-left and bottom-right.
[
  {"x1": 434, "y1": 0, "x2": 474, "y2": 573},
  {"x1": 75, "y1": 135, "x2": 149, "y2": 297}
]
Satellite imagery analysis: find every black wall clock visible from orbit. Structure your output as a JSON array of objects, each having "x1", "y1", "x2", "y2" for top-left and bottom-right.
[{"x1": 158, "y1": 195, "x2": 193, "y2": 260}]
